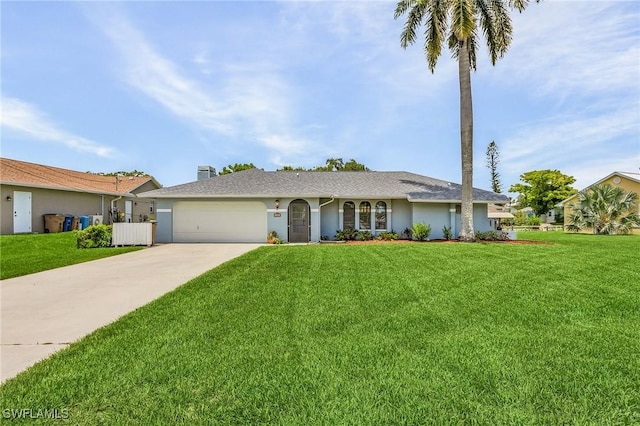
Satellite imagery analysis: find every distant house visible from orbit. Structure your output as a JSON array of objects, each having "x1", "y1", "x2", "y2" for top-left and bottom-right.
[
  {"x1": 487, "y1": 203, "x2": 514, "y2": 229},
  {"x1": 0, "y1": 158, "x2": 162, "y2": 234},
  {"x1": 559, "y1": 171, "x2": 640, "y2": 235},
  {"x1": 139, "y1": 167, "x2": 508, "y2": 243}
]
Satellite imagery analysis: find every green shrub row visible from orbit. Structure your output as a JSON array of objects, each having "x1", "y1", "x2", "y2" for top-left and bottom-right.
[
  {"x1": 334, "y1": 228, "x2": 399, "y2": 241},
  {"x1": 474, "y1": 230, "x2": 510, "y2": 241}
]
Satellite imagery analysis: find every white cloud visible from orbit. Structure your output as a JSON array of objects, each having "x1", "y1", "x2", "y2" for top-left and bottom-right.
[
  {"x1": 0, "y1": 97, "x2": 114, "y2": 157},
  {"x1": 92, "y1": 12, "x2": 234, "y2": 135},
  {"x1": 499, "y1": 105, "x2": 639, "y2": 188},
  {"x1": 496, "y1": 2, "x2": 640, "y2": 98},
  {"x1": 85, "y1": 4, "x2": 322, "y2": 162}
]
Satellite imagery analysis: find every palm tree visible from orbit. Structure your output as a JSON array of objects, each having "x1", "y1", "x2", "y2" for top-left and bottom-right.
[
  {"x1": 394, "y1": 0, "x2": 534, "y2": 240},
  {"x1": 566, "y1": 184, "x2": 640, "y2": 235}
]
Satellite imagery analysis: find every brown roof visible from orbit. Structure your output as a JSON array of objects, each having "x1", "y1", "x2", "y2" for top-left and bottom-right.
[{"x1": 0, "y1": 158, "x2": 159, "y2": 196}]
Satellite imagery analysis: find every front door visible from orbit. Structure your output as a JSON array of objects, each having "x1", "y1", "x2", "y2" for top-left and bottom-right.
[
  {"x1": 13, "y1": 191, "x2": 32, "y2": 233},
  {"x1": 288, "y1": 200, "x2": 310, "y2": 243},
  {"x1": 125, "y1": 200, "x2": 133, "y2": 223}
]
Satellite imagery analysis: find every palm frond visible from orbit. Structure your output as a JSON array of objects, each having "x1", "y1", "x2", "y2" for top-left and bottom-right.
[
  {"x1": 424, "y1": 0, "x2": 448, "y2": 71},
  {"x1": 394, "y1": 0, "x2": 418, "y2": 19},
  {"x1": 509, "y1": 0, "x2": 530, "y2": 13},
  {"x1": 485, "y1": 0, "x2": 514, "y2": 64},
  {"x1": 451, "y1": 0, "x2": 475, "y2": 40},
  {"x1": 398, "y1": 1, "x2": 425, "y2": 48}
]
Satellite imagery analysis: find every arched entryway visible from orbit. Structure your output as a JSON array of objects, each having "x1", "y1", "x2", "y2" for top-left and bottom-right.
[{"x1": 288, "y1": 199, "x2": 310, "y2": 243}]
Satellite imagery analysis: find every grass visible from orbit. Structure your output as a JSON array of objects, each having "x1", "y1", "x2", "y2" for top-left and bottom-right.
[
  {"x1": 0, "y1": 232, "x2": 141, "y2": 280},
  {"x1": 1, "y1": 232, "x2": 639, "y2": 424}
]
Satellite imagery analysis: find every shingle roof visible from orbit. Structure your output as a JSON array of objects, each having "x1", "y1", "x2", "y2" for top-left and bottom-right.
[
  {"x1": 0, "y1": 158, "x2": 159, "y2": 196},
  {"x1": 139, "y1": 168, "x2": 507, "y2": 203}
]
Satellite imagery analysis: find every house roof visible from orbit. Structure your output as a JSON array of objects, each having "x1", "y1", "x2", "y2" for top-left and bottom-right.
[
  {"x1": 0, "y1": 158, "x2": 161, "y2": 196},
  {"x1": 558, "y1": 171, "x2": 640, "y2": 206},
  {"x1": 139, "y1": 168, "x2": 508, "y2": 203},
  {"x1": 487, "y1": 203, "x2": 515, "y2": 219}
]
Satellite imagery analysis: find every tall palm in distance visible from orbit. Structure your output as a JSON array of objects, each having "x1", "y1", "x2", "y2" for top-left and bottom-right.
[{"x1": 394, "y1": 0, "x2": 535, "y2": 240}]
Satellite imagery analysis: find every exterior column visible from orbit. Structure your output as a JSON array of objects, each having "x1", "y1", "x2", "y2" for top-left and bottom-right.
[{"x1": 449, "y1": 204, "x2": 457, "y2": 238}]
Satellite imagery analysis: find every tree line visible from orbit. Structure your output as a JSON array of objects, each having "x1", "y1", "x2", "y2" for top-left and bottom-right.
[{"x1": 217, "y1": 158, "x2": 370, "y2": 175}]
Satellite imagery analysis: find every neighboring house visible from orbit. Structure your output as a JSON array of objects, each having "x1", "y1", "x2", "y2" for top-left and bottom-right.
[
  {"x1": 139, "y1": 167, "x2": 508, "y2": 243},
  {"x1": 0, "y1": 158, "x2": 162, "y2": 234},
  {"x1": 559, "y1": 171, "x2": 640, "y2": 235},
  {"x1": 487, "y1": 203, "x2": 514, "y2": 229}
]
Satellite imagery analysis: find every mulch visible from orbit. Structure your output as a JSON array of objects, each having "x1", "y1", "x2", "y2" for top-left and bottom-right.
[{"x1": 343, "y1": 239, "x2": 549, "y2": 245}]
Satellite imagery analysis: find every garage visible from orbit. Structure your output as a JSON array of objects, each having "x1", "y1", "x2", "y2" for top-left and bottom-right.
[{"x1": 173, "y1": 201, "x2": 267, "y2": 242}]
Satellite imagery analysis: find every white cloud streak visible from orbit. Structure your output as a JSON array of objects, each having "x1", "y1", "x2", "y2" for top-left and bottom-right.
[
  {"x1": 496, "y1": 2, "x2": 640, "y2": 99},
  {"x1": 93, "y1": 12, "x2": 233, "y2": 135},
  {"x1": 85, "y1": 4, "x2": 317, "y2": 165},
  {"x1": 0, "y1": 97, "x2": 114, "y2": 157}
]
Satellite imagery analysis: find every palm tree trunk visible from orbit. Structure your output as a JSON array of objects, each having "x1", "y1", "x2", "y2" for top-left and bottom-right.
[{"x1": 458, "y1": 38, "x2": 474, "y2": 241}]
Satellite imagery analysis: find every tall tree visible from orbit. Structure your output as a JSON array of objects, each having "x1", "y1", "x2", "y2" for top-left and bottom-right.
[
  {"x1": 566, "y1": 184, "x2": 640, "y2": 235},
  {"x1": 509, "y1": 169, "x2": 577, "y2": 216},
  {"x1": 486, "y1": 140, "x2": 502, "y2": 193},
  {"x1": 219, "y1": 163, "x2": 257, "y2": 175},
  {"x1": 394, "y1": 0, "x2": 534, "y2": 240}
]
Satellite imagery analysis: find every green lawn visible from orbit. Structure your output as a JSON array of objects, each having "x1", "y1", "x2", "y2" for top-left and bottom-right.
[
  {"x1": 0, "y1": 232, "x2": 141, "y2": 280},
  {"x1": 1, "y1": 232, "x2": 639, "y2": 424}
]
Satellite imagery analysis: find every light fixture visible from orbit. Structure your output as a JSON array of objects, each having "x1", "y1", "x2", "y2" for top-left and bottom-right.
[
  {"x1": 6, "y1": 196, "x2": 11, "y2": 202},
  {"x1": 275, "y1": 199, "x2": 280, "y2": 210}
]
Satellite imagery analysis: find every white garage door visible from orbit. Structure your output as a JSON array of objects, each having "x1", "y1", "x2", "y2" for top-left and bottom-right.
[{"x1": 173, "y1": 201, "x2": 267, "y2": 242}]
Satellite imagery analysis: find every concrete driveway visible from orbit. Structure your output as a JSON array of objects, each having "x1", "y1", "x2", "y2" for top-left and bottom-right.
[{"x1": 0, "y1": 243, "x2": 260, "y2": 383}]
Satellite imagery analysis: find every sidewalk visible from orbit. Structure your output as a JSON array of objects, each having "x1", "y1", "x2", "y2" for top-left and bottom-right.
[{"x1": 0, "y1": 243, "x2": 260, "y2": 383}]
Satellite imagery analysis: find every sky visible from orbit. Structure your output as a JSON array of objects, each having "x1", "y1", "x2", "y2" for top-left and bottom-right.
[{"x1": 1, "y1": 1, "x2": 639, "y2": 193}]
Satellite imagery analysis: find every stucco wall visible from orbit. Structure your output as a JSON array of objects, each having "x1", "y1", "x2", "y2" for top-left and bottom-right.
[
  {"x1": 390, "y1": 199, "x2": 412, "y2": 237},
  {"x1": 1, "y1": 185, "x2": 113, "y2": 234},
  {"x1": 412, "y1": 203, "x2": 451, "y2": 239},
  {"x1": 154, "y1": 197, "x2": 321, "y2": 243},
  {"x1": 319, "y1": 199, "x2": 339, "y2": 239}
]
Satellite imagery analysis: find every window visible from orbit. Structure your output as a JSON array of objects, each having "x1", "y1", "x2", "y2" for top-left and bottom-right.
[
  {"x1": 375, "y1": 201, "x2": 387, "y2": 230},
  {"x1": 359, "y1": 202, "x2": 371, "y2": 230},
  {"x1": 343, "y1": 202, "x2": 355, "y2": 229}
]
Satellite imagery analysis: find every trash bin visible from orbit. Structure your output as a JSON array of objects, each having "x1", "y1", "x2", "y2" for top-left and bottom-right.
[
  {"x1": 63, "y1": 215, "x2": 73, "y2": 232},
  {"x1": 71, "y1": 217, "x2": 79, "y2": 230},
  {"x1": 43, "y1": 214, "x2": 65, "y2": 233},
  {"x1": 79, "y1": 216, "x2": 90, "y2": 230}
]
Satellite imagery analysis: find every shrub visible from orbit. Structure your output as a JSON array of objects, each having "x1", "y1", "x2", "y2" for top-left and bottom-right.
[
  {"x1": 267, "y1": 231, "x2": 283, "y2": 244},
  {"x1": 357, "y1": 230, "x2": 374, "y2": 241},
  {"x1": 474, "y1": 230, "x2": 509, "y2": 241},
  {"x1": 526, "y1": 216, "x2": 541, "y2": 226},
  {"x1": 411, "y1": 223, "x2": 431, "y2": 241},
  {"x1": 76, "y1": 224, "x2": 112, "y2": 249},
  {"x1": 401, "y1": 227, "x2": 413, "y2": 240},
  {"x1": 378, "y1": 231, "x2": 398, "y2": 241},
  {"x1": 442, "y1": 226, "x2": 452, "y2": 240},
  {"x1": 335, "y1": 228, "x2": 358, "y2": 241},
  {"x1": 512, "y1": 211, "x2": 528, "y2": 226}
]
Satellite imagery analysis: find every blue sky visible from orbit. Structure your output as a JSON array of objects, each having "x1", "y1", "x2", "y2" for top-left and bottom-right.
[{"x1": 1, "y1": 1, "x2": 638, "y2": 192}]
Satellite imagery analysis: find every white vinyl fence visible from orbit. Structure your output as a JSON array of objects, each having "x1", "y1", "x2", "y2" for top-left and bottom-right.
[{"x1": 112, "y1": 222, "x2": 157, "y2": 246}]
